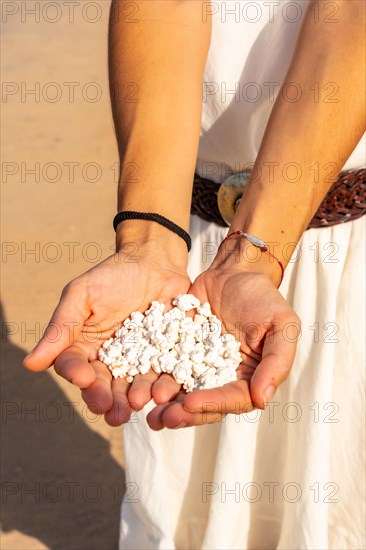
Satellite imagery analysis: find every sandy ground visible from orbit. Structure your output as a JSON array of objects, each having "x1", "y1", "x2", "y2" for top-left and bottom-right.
[{"x1": 1, "y1": 2, "x2": 127, "y2": 548}]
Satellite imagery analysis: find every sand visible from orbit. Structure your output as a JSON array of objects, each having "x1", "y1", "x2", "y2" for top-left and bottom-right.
[{"x1": 1, "y1": 2, "x2": 127, "y2": 548}]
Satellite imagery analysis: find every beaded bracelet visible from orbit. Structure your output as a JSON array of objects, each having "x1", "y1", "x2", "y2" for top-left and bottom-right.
[
  {"x1": 113, "y1": 211, "x2": 192, "y2": 252},
  {"x1": 220, "y1": 230, "x2": 285, "y2": 287}
]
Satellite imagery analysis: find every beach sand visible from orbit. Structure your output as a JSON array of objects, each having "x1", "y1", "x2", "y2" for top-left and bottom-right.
[{"x1": 1, "y1": 2, "x2": 126, "y2": 548}]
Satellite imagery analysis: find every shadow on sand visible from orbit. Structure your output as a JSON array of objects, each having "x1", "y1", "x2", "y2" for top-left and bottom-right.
[{"x1": 1, "y1": 303, "x2": 125, "y2": 549}]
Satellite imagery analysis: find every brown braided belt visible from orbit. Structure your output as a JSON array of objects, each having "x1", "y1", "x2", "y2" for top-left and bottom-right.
[{"x1": 191, "y1": 168, "x2": 366, "y2": 229}]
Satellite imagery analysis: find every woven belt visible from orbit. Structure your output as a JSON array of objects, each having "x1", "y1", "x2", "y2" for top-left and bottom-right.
[{"x1": 191, "y1": 168, "x2": 366, "y2": 229}]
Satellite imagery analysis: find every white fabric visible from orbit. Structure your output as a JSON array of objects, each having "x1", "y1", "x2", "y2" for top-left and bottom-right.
[{"x1": 120, "y1": 1, "x2": 366, "y2": 548}]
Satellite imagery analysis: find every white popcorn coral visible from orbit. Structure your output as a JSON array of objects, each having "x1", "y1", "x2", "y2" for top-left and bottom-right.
[
  {"x1": 173, "y1": 359, "x2": 193, "y2": 384},
  {"x1": 98, "y1": 294, "x2": 242, "y2": 392},
  {"x1": 197, "y1": 302, "x2": 212, "y2": 317},
  {"x1": 173, "y1": 294, "x2": 200, "y2": 311}
]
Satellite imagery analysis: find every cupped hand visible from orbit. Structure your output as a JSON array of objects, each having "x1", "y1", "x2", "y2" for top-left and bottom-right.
[
  {"x1": 147, "y1": 267, "x2": 300, "y2": 430},
  {"x1": 23, "y1": 243, "x2": 190, "y2": 426}
]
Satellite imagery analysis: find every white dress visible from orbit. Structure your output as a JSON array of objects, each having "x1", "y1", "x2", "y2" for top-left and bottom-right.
[{"x1": 120, "y1": 2, "x2": 366, "y2": 548}]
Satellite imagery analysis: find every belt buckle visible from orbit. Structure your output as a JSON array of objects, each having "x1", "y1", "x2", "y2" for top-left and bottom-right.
[{"x1": 217, "y1": 170, "x2": 251, "y2": 226}]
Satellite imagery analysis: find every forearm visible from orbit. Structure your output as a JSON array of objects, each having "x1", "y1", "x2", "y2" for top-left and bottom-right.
[
  {"x1": 109, "y1": 0, "x2": 211, "y2": 254},
  {"x1": 218, "y1": 0, "x2": 365, "y2": 281}
]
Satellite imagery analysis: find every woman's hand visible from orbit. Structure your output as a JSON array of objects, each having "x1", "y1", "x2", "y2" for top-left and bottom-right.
[
  {"x1": 23, "y1": 235, "x2": 190, "y2": 426},
  {"x1": 147, "y1": 264, "x2": 300, "y2": 430}
]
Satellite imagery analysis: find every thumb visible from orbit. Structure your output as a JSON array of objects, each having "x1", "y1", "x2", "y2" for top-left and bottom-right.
[
  {"x1": 23, "y1": 281, "x2": 88, "y2": 372},
  {"x1": 249, "y1": 314, "x2": 299, "y2": 409}
]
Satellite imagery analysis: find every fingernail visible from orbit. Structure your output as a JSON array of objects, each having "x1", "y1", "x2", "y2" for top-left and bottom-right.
[
  {"x1": 25, "y1": 344, "x2": 38, "y2": 358},
  {"x1": 183, "y1": 405, "x2": 199, "y2": 413},
  {"x1": 172, "y1": 422, "x2": 186, "y2": 429},
  {"x1": 263, "y1": 385, "x2": 276, "y2": 405}
]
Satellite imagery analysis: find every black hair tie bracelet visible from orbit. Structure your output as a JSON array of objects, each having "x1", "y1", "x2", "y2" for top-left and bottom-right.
[{"x1": 113, "y1": 211, "x2": 192, "y2": 252}]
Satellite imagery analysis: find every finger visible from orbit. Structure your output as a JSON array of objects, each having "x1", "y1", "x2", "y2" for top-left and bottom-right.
[
  {"x1": 183, "y1": 378, "x2": 254, "y2": 415},
  {"x1": 105, "y1": 377, "x2": 132, "y2": 427},
  {"x1": 23, "y1": 282, "x2": 86, "y2": 372},
  {"x1": 249, "y1": 316, "x2": 299, "y2": 409},
  {"x1": 151, "y1": 373, "x2": 181, "y2": 404},
  {"x1": 81, "y1": 360, "x2": 114, "y2": 414},
  {"x1": 127, "y1": 369, "x2": 159, "y2": 411},
  {"x1": 54, "y1": 344, "x2": 96, "y2": 388},
  {"x1": 147, "y1": 400, "x2": 224, "y2": 430},
  {"x1": 146, "y1": 401, "x2": 174, "y2": 430}
]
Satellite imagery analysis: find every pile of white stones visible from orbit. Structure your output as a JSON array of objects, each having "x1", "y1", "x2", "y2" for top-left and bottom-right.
[{"x1": 98, "y1": 294, "x2": 241, "y2": 392}]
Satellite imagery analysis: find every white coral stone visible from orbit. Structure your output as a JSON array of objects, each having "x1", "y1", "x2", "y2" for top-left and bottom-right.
[
  {"x1": 98, "y1": 296, "x2": 242, "y2": 392},
  {"x1": 173, "y1": 294, "x2": 200, "y2": 311}
]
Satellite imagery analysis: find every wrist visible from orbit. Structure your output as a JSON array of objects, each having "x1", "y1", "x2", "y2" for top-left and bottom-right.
[
  {"x1": 115, "y1": 218, "x2": 189, "y2": 268},
  {"x1": 210, "y1": 237, "x2": 283, "y2": 287}
]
